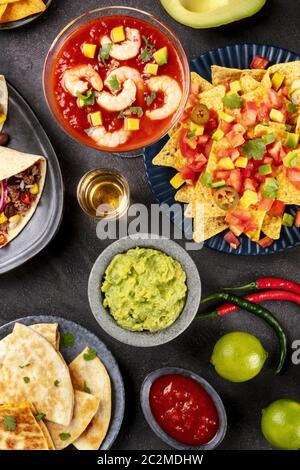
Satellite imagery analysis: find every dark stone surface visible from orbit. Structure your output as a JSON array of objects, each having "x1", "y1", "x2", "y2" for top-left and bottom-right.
[{"x1": 1, "y1": 0, "x2": 300, "y2": 450}]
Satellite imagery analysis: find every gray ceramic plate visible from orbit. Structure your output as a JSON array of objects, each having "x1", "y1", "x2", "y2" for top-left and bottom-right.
[
  {"x1": 0, "y1": 0, "x2": 52, "y2": 30},
  {"x1": 0, "y1": 82, "x2": 63, "y2": 274},
  {"x1": 0, "y1": 315, "x2": 125, "y2": 450},
  {"x1": 140, "y1": 367, "x2": 227, "y2": 450},
  {"x1": 88, "y1": 235, "x2": 201, "y2": 347}
]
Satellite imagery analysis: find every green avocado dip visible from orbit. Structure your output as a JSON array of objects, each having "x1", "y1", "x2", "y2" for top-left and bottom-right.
[{"x1": 101, "y1": 247, "x2": 187, "y2": 332}]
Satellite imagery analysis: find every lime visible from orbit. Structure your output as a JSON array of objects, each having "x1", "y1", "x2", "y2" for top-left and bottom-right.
[
  {"x1": 262, "y1": 399, "x2": 300, "y2": 450},
  {"x1": 211, "y1": 331, "x2": 268, "y2": 382}
]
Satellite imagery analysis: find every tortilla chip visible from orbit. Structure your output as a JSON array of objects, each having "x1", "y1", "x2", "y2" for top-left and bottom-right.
[
  {"x1": 191, "y1": 71, "x2": 213, "y2": 92},
  {"x1": 245, "y1": 208, "x2": 266, "y2": 242},
  {"x1": 262, "y1": 213, "x2": 282, "y2": 240},
  {"x1": 240, "y1": 74, "x2": 262, "y2": 93},
  {"x1": 277, "y1": 171, "x2": 300, "y2": 205},
  {"x1": 194, "y1": 211, "x2": 227, "y2": 243},
  {"x1": 0, "y1": 4, "x2": 7, "y2": 18},
  {"x1": 296, "y1": 116, "x2": 300, "y2": 134},
  {"x1": 243, "y1": 84, "x2": 270, "y2": 104},
  {"x1": 153, "y1": 130, "x2": 187, "y2": 171},
  {"x1": 199, "y1": 85, "x2": 226, "y2": 111},
  {"x1": 268, "y1": 61, "x2": 300, "y2": 88},
  {"x1": 184, "y1": 203, "x2": 192, "y2": 218},
  {"x1": 46, "y1": 391, "x2": 100, "y2": 451},
  {"x1": 0, "y1": 0, "x2": 46, "y2": 23},
  {"x1": 175, "y1": 184, "x2": 194, "y2": 203},
  {"x1": 211, "y1": 66, "x2": 266, "y2": 86}
]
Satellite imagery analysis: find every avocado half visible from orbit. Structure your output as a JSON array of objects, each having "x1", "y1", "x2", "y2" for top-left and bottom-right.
[{"x1": 160, "y1": 0, "x2": 267, "y2": 29}]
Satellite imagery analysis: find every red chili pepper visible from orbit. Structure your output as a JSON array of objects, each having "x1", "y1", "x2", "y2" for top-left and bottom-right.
[
  {"x1": 223, "y1": 277, "x2": 300, "y2": 296},
  {"x1": 21, "y1": 192, "x2": 31, "y2": 205},
  {"x1": 215, "y1": 290, "x2": 300, "y2": 316}
]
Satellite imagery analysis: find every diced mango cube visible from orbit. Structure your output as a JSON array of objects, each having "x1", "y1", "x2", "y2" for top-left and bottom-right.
[
  {"x1": 125, "y1": 118, "x2": 140, "y2": 131},
  {"x1": 270, "y1": 108, "x2": 284, "y2": 123},
  {"x1": 0, "y1": 212, "x2": 7, "y2": 225},
  {"x1": 235, "y1": 157, "x2": 248, "y2": 168},
  {"x1": 82, "y1": 43, "x2": 97, "y2": 59},
  {"x1": 0, "y1": 113, "x2": 6, "y2": 124},
  {"x1": 240, "y1": 190, "x2": 258, "y2": 209},
  {"x1": 153, "y1": 47, "x2": 168, "y2": 66},
  {"x1": 218, "y1": 110, "x2": 234, "y2": 123},
  {"x1": 29, "y1": 183, "x2": 39, "y2": 195},
  {"x1": 189, "y1": 122, "x2": 204, "y2": 136},
  {"x1": 170, "y1": 173, "x2": 185, "y2": 189},
  {"x1": 145, "y1": 63, "x2": 159, "y2": 76},
  {"x1": 272, "y1": 72, "x2": 285, "y2": 91},
  {"x1": 111, "y1": 26, "x2": 126, "y2": 43},
  {"x1": 212, "y1": 129, "x2": 225, "y2": 141},
  {"x1": 218, "y1": 157, "x2": 235, "y2": 170},
  {"x1": 89, "y1": 111, "x2": 103, "y2": 127},
  {"x1": 9, "y1": 214, "x2": 21, "y2": 224}
]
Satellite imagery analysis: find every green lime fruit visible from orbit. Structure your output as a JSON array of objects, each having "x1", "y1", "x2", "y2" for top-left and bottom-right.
[
  {"x1": 160, "y1": 0, "x2": 266, "y2": 29},
  {"x1": 211, "y1": 331, "x2": 268, "y2": 382},
  {"x1": 262, "y1": 399, "x2": 300, "y2": 450}
]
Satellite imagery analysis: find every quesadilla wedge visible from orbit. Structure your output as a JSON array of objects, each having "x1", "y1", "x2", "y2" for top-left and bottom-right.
[
  {"x1": 46, "y1": 390, "x2": 100, "y2": 450},
  {"x1": 0, "y1": 146, "x2": 47, "y2": 248},
  {"x1": 69, "y1": 347, "x2": 111, "y2": 450},
  {"x1": 0, "y1": 75, "x2": 8, "y2": 132},
  {"x1": 0, "y1": 402, "x2": 51, "y2": 450},
  {"x1": 0, "y1": 323, "x2": 74, "y2": 426}
]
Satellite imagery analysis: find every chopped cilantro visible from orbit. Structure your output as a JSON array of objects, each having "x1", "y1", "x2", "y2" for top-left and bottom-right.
[
  {"x1": 19, "y1": 363, "x2": 30, "y2": 369},
  {"x1": 139, "y1": 35, "x2": 154, "y2": 63},
  {"x1": 54, "y1": 380, "x2": 60, "y2": 387},
  {"x1": 23, "y1": 376, "x2": 30, "y2": 384},
  {"x1": 118, "y1": 110, "x2": 125, "y2": 119},
  {"x1": 118, "y1": 107, "x2": 143, "y2": 119},
  {"x1": 83, "y1": 382, "x2": 91, "y2": 394},
  {"x1": 3, "y1": 416, "x2": 17, "y2": 431},
  {"x1": 98, "y1": 43, "x2": 112, "y2": 63},
  {"x1": 83, "y1": 347, "x2": 97, "y2": 361},
  {"x1": 287, "y1": 102, "x2": 298, "y2": 113},
  {"x1": 243, "y1": 138, "x2": 266, "y2": 160},
  {"x1": 76, "y1": 89, "x2": 95, "y2": 106},
  {"x1": 59, "y1": 433, "x2": 71, "y2": 441},
  {"x1": 146, "y1": 91, "x2": 156, "y2": 106},
  {"x1": 35, "y1": 413, "x2": 46, "y2": 422},
  {"x1": 262, "y1": 178, "x2": 279, "y2": 199},
  {"x1": 60, "y1": 332, "x2": 75, "y2": 348},
  {"x1": 222, "y1": 93, "x2": 244, "y2": 109},
  {"x1": 107, "y1": 75, "x2": 120, "y2": 92}
]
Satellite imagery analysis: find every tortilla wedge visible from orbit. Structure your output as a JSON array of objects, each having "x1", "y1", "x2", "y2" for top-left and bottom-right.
[
  {"x1": 0, "y1": 75, "x2": 8, "y2": 132},
  {"x1": 69, "y1": 347, "x2": 111, "y2": 450},
  {"x1": 211, "y1": 65, "x2": 266, "y2": 86},
  {"x1": 199, "y1": 85, "x2": 226, "y2": 111},
  {"x1": 0, "y1": 0, "x2": 46, "y2": 23},
  {"x1": 262, "y1": 213, "x2": 282, "y2": 240},
  {"x1": 0, "y1": 146, "x2": 47, "y2": 249},
  {"x1": 0, "y1": 323, "x2": 74, "y2": 426},
  {"x1": 277, "y1": 171, "x2": 300, "y2": 205},
  {"x1": 152, "y1": 129, "x2": 187, "y2": 170},
  {"x1": 0, "y1": 402, "x2": 51, "y2": 450},
  {"x1": 46, "y1": 390, "x2": 100, "y2": 450},
  {"x1": 268, "y1": 61, "x2": 300, "y2": 88}
]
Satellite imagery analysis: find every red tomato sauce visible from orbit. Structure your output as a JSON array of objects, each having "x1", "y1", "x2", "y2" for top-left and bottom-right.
[
  {"x1": 149, "y1": 374, "x2": 219, "y2": 446},
  {"x1": 50, "y1": 16, "x2": 185, "y2": 151}
]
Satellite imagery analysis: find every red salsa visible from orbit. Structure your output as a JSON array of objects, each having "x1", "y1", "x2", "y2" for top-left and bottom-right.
[
  {"x1": 149, "y1": 374, "x2": 219, "y2": 446},
  {"x1": 50, "y1": 15, "x2": 186, "y2": 152}
]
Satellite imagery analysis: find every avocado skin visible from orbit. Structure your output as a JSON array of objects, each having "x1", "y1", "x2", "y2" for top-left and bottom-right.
[{"x1": 160, "y1": 0, "x2": 266, "y2": 29}]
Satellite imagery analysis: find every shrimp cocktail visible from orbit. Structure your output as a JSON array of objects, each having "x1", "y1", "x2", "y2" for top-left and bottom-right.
[{"x1": 43, "y1": 7, "x2": 190, "y2": 154}]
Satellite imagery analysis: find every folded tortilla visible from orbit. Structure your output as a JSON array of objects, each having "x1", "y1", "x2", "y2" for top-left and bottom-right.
[
  {"x1": 0, "y1": 146, "x2": 47, "y2": 248},
  {"x1": 69, "y1": 347, "x2": 111, "y2": 450},
  {"x1": 0, "y1": 402, "x2": 51, "y2": 450},
  {"x1": 0, "y1": 75, "x2": 8, "y2": 132},
  {"x1": 0, "y1": 323, "x2": 74, "y2": 426}
]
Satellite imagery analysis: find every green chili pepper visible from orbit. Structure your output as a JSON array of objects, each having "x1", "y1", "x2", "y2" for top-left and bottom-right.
[{"x1": 199, "y1": 292, "x2": 287, "y2": 374}]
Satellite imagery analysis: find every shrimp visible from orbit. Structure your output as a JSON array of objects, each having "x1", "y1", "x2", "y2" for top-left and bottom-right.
[
  {"x1": 85, "y1": 126, "x2": 131, "y2": 148},
  {"x1": 96, "y1": 78, "x2": 137, "y2": 112},
  {"x1": 100, "y1": 28, "x2": 141, "y2": 61},
  {"x1": 105, "y1": 66, "x2": 144, "y2": 93},
  {"x1": 63, "y1": 64, "x2": 103, "y2": 97},
  {"x1": 145, "y1": 76, "x2": 182, "y2": 121}
]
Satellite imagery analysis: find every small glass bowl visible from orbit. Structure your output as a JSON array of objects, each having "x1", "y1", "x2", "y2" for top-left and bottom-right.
[
  {"x1": 140, "y1": 367, "x2": 227, "y2": 450},
  {"x1": 43, "y1": 6, "x2": 190, "y2": 156}
]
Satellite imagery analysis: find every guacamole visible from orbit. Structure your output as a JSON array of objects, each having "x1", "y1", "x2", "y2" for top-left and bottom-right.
[{"x1": 101, "y1": 247, "x2": 187, "y2": 332}]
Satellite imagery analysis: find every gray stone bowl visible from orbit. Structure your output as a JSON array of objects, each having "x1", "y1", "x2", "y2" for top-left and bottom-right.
[
  {"x1": 88, "y1": 235, "x2": 201, "y2": 347},
  {"x1": 140, "y1": 367, "x2": 227, "y2": 450}
]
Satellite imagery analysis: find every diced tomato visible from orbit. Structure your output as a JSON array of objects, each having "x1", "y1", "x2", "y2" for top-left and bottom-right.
[
  {"x1": 226, "y1": 131, "x2": 245, "y2": 148},
  {"x1": 204, "y1": 140, "x2": 213, "y2": 158},
  {"x1": 224, "y1": 230, "x2": 241, "y2": 249},
  {"x1": 286, "y1": 168, "x2": 300, "y2": 183},
  {"x1": 262, "y1": 156, "x2": 273, "y2": 165},
  {"x1": 232, "y1": 123, "x2": 246, "y2": 134},
  {"x1": 179, "y1": 128, "x2": 197, "y2": 159},
  {"x1": 243, "y1": 177, "x2": 258, "y2": 192},
  {"x1": 205, "y1": 109, "x2": 218, "y2": 132},
  {"x1": 279, "y1": 86, "x2": 289, "y2": 98},
  {"x1": 188, "y1": 153, "x2": 207, "y2": 172},
  {"x1": 241, "y1": 168, "x2": 252, "y2": 178},
  {"x1": 20, "y1": 192, "x2": 31, "y2": 205},
  {"x1": 258, "y1": 236, "x2": 274, "y2": 248},
  {"x1": 242, "y1": 101, "x2": 258, "y2": 126},
  {"x1": 268, "y1": 141, "x2": 286, "y2": 164},
  {"x1": 250, "y1": 55, "x2": 270, "y2": 69},
  {"x1": 257, "y1": 102, "x2": 271, "y2": 122},
  {"x1": 295, "y1": 211, "x2": 300, "y2": 228},
  {"x1": 269, "y1": 200, "x2": 286, "y2": 217},
  {"x1": 226, "y1": 208, "x2": 257, "y2": 233},
  {"x1": 180, "y1": 166, "x2": 197, "y2": 185},
  {"x1": 220, "y1": 121, "x2": 234, "y2": 134},
  {"x1": 254, "y1": 172, "x2": 266, "y2": 184},
  {"x1": 197, "y1": 135, "x2": 209, "y2": 145},
  {"x1": 268, "y1": 89, "x2": 282, "y2": 109},
  {"x1": 218, "y1": 148, "x2": 240, "y2": 160},
  {"x1": 214, "y1": 170, "x2": 230, "y2": 181},
  {"x1": 180, "y1": 108, "x2": 192, "y2": 123},
  {"x1": 258, "y1": 197, "x2": 274, "y2": 211},
  {"x1": 227, "y1": 169, "x2": 242, "y2": 193}
]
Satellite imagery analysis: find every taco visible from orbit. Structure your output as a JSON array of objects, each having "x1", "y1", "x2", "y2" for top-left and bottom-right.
[
  {"x1": 0, "y1": 146, "x2": 47, "y2": 248},
  {"x1": 0, "y1": 75, "x2": 8, "y2": 132}
]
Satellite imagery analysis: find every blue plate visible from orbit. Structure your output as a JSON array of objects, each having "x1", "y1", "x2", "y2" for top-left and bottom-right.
[{"x1": 144, "y1": 44, "x2": 300, "y2": 255}]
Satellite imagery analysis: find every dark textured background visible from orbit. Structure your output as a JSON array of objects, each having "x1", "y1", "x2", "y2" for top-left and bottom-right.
[{"x1": 1, "y1": 0, "x2": 300, "y2": 450}]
